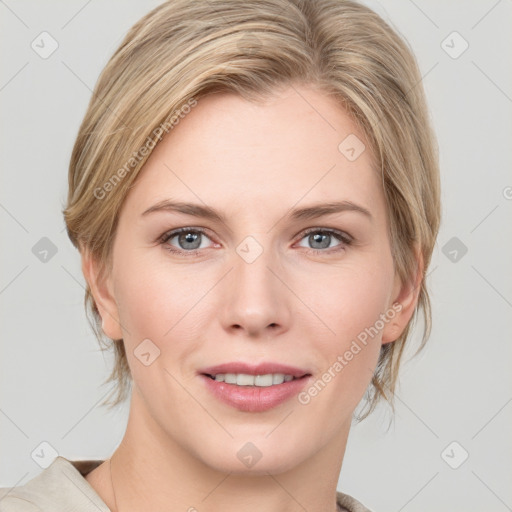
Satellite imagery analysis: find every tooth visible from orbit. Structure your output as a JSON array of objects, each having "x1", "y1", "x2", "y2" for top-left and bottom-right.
[
  {"x1": 236, "y1": 373, "x2": 255, "y2": 386},
  {"x1": 212, "y1": 373, "x2": 296, "y2": 386},
  {"x1": 272, "y1": 373, "x2": 285, "y2": 385},
  {"x1": 254, "y1": 374, "x2": 274, "y2": 387},
  {"x1": 224, "y1": 373, "x2": 237, "y2": 384}
]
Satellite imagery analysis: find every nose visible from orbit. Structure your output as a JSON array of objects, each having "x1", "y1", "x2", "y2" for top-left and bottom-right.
[{"x1": 219, "y1": 241, "x2": 291, "y2": 338}]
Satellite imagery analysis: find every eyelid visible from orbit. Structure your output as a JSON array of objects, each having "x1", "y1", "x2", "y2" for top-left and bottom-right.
[
  {"x1": 296, "y1": 226, "x2": 353, "y2": 244},
  {"x1": 159, "y1": 225, "x2": 354, "y2": 256},
  {"x1": 159, "y1": 226, "x2": 216, "y2": 247}
]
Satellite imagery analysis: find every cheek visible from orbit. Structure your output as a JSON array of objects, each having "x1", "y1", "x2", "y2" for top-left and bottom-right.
[
  {"x1": 298, "y1": 259, "x2": 393, "y2": 407},
  {"x1": 306, "y1": 258, "x2": 394, "y2": 347},
  {"x1": 112, "y1": 253, "x2": 196, "y2": 352},
  {"x1": 112, "y1": 251, "x2": 215, "y2": 379}
]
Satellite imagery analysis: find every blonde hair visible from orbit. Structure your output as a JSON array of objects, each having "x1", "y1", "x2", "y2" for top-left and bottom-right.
[{"x1": 63, "y1": 0, "x2": 441, "y2": 421}]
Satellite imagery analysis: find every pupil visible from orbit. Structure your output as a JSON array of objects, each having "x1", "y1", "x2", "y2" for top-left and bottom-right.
[
  {"x1": 311, "y1": 232, "x2": 329, "y2": 249},
  {"x1": 180, "y1": 231, "x2": 201, "y2": 249}
]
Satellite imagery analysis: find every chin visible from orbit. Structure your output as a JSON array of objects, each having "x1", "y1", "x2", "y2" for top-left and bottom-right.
[{"x1": 191, "y1": 431, "x2": 313, "y2": 476}]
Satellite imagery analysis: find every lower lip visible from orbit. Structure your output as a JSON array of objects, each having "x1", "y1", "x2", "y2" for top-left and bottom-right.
[{"x1": 200, "y1": 374, "x2": 311, "y2": 412}]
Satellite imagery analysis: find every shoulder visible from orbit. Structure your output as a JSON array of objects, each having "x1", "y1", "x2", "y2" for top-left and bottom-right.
[
  {"x1": 0, "y1": 494, "x2": 41, "y2": 512},
  {"x1": 336, "y1": 490, "x2": 374, "y2": 512},
  {"x1": 0, "y1": 456, "x2": 109, "y2": 512}
]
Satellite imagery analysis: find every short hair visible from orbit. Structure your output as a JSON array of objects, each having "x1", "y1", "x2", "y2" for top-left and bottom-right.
[{"x1": 63, "y1": 0, "x2": 441, "y2": 421}]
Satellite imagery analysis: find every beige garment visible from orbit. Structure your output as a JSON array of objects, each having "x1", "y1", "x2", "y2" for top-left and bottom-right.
[{"x1": 0, "y1": 456, "x2": 373, "y2": 512}]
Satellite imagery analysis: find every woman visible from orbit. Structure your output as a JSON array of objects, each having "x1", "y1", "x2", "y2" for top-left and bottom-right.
[{"x1": 0, "y1": 0, "x2": 440, "y2": 510}]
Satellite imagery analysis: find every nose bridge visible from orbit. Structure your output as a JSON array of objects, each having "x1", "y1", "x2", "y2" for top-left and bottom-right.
[{"x1": 221, "y1": 233, "x2": 290, "y2": 335}]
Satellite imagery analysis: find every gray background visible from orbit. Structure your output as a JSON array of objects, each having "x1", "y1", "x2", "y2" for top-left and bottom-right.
[{"x1": 1, "y1": 1, "x2": 511, "y2": 511}]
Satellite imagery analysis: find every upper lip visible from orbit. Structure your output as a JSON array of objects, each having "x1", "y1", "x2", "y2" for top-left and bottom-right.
[{"x1": 199, "y1": 362, "x2": 311, "y2": 379}]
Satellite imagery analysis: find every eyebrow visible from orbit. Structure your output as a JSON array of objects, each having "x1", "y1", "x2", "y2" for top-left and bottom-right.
[{"x1": 141, "y1": 199, "x2": 373, "y2": 223}]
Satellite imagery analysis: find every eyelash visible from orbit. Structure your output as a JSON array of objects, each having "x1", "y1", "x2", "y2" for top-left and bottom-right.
[{"x1": 159, "y1": 226, "x2": 353, "y2": 257}]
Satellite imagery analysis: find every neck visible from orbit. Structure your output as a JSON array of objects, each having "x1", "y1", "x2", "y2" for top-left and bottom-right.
[{"x1": 107, "y1": 387, "x2": 349, "y2": 512}]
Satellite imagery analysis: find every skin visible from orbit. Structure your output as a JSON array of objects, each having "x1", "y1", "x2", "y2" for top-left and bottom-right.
[{"x1": 82, "y1": 84, "x2": 422, "y2": 512}]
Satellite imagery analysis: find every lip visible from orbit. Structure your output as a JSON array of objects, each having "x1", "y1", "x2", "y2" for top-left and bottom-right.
[
  {"x1": 198, "y1": 362, "x2": 312, "y2": 413},
  {"x1": 199, "y1": 362, "x2": 310, "y2": 379}
]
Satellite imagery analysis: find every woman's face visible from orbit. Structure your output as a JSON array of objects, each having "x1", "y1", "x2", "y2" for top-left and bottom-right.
[{"x1": 90, "y1": 84, "x2": 415, "y2": 474}]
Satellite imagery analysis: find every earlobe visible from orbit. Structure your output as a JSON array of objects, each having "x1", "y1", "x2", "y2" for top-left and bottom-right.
[
  {"x1": 81, "y1": 247, "x2": 123, "y2": 340},
  {"x1": 381, "y1": 245, "x2": 424, "y2": 345}
]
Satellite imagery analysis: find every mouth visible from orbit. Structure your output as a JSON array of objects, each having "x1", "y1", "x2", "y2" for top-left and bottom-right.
[
  {"x1": 198, "y1": 362, "x2": 312, "y2": 412},
  {"x1": 202, "y1": 372, "x2": 308, "y2": 386}
]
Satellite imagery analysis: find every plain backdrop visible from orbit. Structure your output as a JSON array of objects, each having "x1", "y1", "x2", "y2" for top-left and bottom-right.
[{"x1": 1, "y1": 1, "x2": 511, "y2": 511}]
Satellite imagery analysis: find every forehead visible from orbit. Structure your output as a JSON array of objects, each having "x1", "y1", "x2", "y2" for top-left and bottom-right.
[{"x1": 124, "y1": 85, "x2": 385, "y2": 223}]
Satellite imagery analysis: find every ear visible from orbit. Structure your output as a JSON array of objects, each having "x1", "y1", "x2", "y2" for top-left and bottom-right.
[
  {"x1": 80, "y1": 246, "x2": 123, "y2": 340},
  {"x1": 381, "y1": 243, "x2": 424, "y2": 344}
]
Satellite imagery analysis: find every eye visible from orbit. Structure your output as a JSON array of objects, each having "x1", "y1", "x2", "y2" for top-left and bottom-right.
[
  {"x1": 160, "y1": 227, "x2": 214, "y2": 255},
  {"x1": 159, "y1": 226, "x2": 353, "y2": 257},
  {"x1": 296, "y1": 228, "x2": 353, "y2": 254}
]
